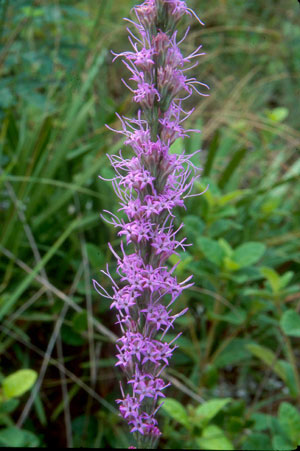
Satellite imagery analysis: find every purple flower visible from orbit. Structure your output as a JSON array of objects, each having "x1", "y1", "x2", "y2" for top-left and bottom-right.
[{"x1": 94, "y1": 0, "x2": 208, "y2": 445}]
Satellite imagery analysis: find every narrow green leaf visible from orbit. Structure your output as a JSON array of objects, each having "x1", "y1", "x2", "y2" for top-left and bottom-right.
[
  {"x1": 246, "y1": 344, "x2": 286, "y2": 382},
  {"x1": 0, "y1": 217, "x2": 82, "y2": 320},
  {"x1": 41, "y1": 98, "x2": 94, "y2": 182},
  {"x1": 3, "y1": 175, "x2": 104, "y2": 200},
  {"x1": 218, "y1": 148, "x2": 247, "y2": 189},
  {"x1": 31, "y1": 115, "x2": 53, "y2": 164},
  {"x1": 203, "y1": 131, "x2": 220, "y2": 177},
  {"x1": 210, "y1": 308, "x2": 246, "y2": 325},
  {"x1": 218, "y1": 190, "x2": 249, "y2": 207},
  {"x1": 32, "y1": 138, "x2": 123, "y2": 228},
  {"x1": 34, "y1": 393, "x2": 47, "y2": 426},
  {"x1": 5, "y1": 112, "x2": 19, "y2": 150},
  {"x1": 66, "y1": 51, "x2": 106, "y2": 122}
]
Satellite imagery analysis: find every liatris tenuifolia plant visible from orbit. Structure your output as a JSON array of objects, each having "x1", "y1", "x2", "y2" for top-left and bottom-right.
[{"x1": 93, "y1": 0, "x2": 208, "y2": 448}]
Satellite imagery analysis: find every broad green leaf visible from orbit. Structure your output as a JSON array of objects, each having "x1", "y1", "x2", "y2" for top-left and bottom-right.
[
  {"x1": 279, "y1": 360, "x2": 299, "y2": 397},
  {"x1": 267, "y1": 107, "x2": 289, "y2": 122},
  {"x1": 223, "y1": 256, "x2": 240, "y2": 272},
  {"x1": 243, "y1": 432, "x2": 273, "y2": 450},
  {"x1": 278, "y1": 402, "x2": 300, "y2": 445},
  {"x1": 72, "y1": 415, "x2": 99, "y2": 448},
  {"x1": 160, "y1": 398, "x2": 189, "y2": 428},
  {"x1": 61, "y1": 325, "x2": 85, "y2": 346},
  {"x1": 73, "y1": 311, "x2": 88, "y2": 332},
  {"x1": 18, "y1": 430, "x2": 40, "y2": 447},
  {"x1": 197, "y1": 179, "x2": 220, "y2": 207},
  {"x1": 280, "y1": 310, "x2": 300, "y2": 337},
  {"x1": 201, "y1": 184, "x2": 216, "y2": 207},
  {"x1": 194, "y1": 398, "x2": 231, "y2": 423},
  {"x1": 0, "y1": 399, "x2": 19, "y2": 414},
  {"x1": 170, "y1": 138, "x2": 184, "y2": 154},
  {"x1": 2, "y1": 370, "x2": 37, "y2": 399},
  {"x1": 0, "y1": 88, "x2": 15, "y2": 108},
  {"x1": 260, "y1": 196, "x2": 281, "y2": 215},
  {"x1": 0, "y1": 428, "x2": 25, "y2": 447},
  {"x1": 0, "y1": 427, "x2": 39, "y2": 447},
  {"x1": 196, "y1": 425, "x2": 234, "y2": 450},
  {"x1": 227, "y1": 416, "x2": 244, "y2": 434},
  {"x1": 233, "y1": 242, "x2": 266, "y2": 268},
  {"x1": 169, "y1": 252, "x2": 193, "y2": 275},
  {"x1": 272, "y1": 434, "x2": 294, "y2": 451},
  {"x1": 251, "y1": 413, "x2": 274, "y2": 432},
  {"x1": 214, "y1": 339, "x2": 252, "y2": 368},
  {"x1": 216, "y1": 205, "x2": 237, "y2": 219},
  {"x1": 218, "y1": 239, "x2": 233, "y2": 257},
  {"x1": 260, "y1": 267, "x2": 281, "y2": 293},
  {"x1": 197, "y1": 237, "x2": 225, "y2": 266},
  {"x1": 21, "y1": 6, "x2": 44, "y2": 17},
  {"x1": 279, "y1": 272, "x2": 294, "y2": 289},
  {"x1": 201, "y1": 364, "x2": 219, "y2": 389},
  {"x1": 85, "y1": 243, "x2": 105, "y2": 268},
  {"x1": 246, "y1": 344, "x2": 286, "y2": 382},
  {"x1": 184, "y1": 215, "x2": 205, "y2": 240},
  {"x1": 242, "y1": 288, "x2": 275, "y2": 298},
  {"x1": 227, "y1": 267, "x2": 262, "y2": 285},
  {"x1": 209, "y1": 219, "x2": 242, "y2": 238}
]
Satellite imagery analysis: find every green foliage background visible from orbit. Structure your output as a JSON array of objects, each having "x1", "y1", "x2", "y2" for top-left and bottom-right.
[{"x1": 0, "y1": 0, "x2": 299, "y2": 448}]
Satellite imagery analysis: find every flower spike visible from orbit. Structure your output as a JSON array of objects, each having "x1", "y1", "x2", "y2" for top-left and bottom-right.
[{"x1": 94, "y1": 0, "x2": 208, "y2": 446}]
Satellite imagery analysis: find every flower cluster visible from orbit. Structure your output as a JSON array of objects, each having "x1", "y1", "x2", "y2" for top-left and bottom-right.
[{"x1": 93, "y1": 0, "x2": 208, "y2": 445}]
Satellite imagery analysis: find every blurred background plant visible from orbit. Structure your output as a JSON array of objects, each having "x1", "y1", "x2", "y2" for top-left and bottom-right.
[{"x1": 0, "y1": 0, "x2": 299, "y2": 448}]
